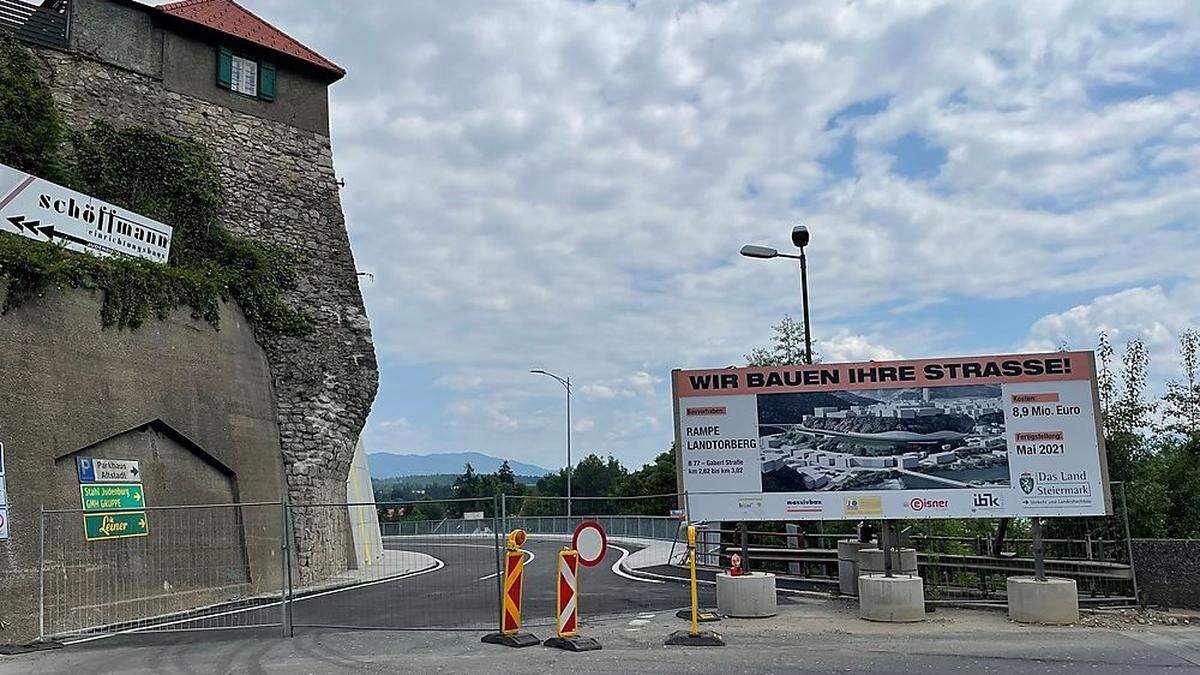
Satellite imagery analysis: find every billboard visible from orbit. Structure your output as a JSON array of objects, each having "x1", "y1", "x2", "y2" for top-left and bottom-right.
[{"x1": 672, "y1": 351, "x2": 1111, "y2": 521}]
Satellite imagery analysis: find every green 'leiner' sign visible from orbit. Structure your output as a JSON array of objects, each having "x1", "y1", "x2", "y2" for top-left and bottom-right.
[
  {"x1": 83, "y1": 511, "x2": 149, "y2": 541},
  {"x1": 80, "y1": 483, "x2": 145, "y2": 511}
]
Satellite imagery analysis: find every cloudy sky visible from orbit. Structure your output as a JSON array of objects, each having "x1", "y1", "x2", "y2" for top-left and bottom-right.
[{"x1": 233, "y1": 0, "x2": 1200, "y2": 472}]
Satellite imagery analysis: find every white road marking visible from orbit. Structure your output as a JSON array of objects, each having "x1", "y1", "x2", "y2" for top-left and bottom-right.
[
  {"x1": 609, "y1": 544, "x2": 664, "y2": 584},
  {"x1": 628, "y1": 619, "x2": 650, "y2": 626},
  {"x1": 61, "y1": 556, "x2": 447, "y2": 646},
  {"x1": 478, "y1": 548, "x2": 535, "y2": 581}
]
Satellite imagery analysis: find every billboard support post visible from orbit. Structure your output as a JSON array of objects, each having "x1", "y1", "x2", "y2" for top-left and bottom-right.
[
  {"x1": 1032, "y1": 517, "x2": 1046, "y2": 582},
  {"x1": 881, "y1": 520, "x2": 893, "y2": 578}
]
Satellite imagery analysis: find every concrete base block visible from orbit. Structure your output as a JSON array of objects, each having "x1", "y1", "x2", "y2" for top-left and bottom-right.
[
  {"x1": 857, "y1": 548, "x2": 918, "y2": 577},
  {"x1": 716, "y1": 572, "x2": 777, "y2": 618},
  {"x1": 838, "y1": 540, "x2": 871, "y2": 596},
  {"x1": 1007, "y1": 576, "x2": 1079, "y2": 625},
  {"x1": 858, "y1": 574, "x2": 925, "y2": 623}
]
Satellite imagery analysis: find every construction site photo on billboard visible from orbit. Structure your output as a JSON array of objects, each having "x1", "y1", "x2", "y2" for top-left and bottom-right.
[{"x1": 671, "y1": 351, "x2": 1112, "y2": 522}]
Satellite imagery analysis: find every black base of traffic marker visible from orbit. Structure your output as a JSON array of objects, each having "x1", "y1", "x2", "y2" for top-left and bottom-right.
[
  {"x1": 481, "y1": 632, "x2": 541, "y2": 648},
  {"x1": 664, "y1": 629, "x2": 725, "y2": 647},
  {"x1": 676, "y1": 608, "x2": 721, "y2": 622},
  {"x1": 543, "y1": 636, "x2": 603, "y2": 652}
]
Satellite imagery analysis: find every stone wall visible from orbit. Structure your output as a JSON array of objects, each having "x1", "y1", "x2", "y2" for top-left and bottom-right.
[
  {"x1": 29, "y1": 45, "x2": 378, "y2": 582},
  {"x1": 1131, "y1": 539, "x2": 1200, "y2": 609}
]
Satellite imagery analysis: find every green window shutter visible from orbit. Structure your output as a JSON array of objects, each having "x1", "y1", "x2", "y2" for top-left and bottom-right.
[
  {"x1": 216, "y1": 47, "x2": 233, "y2": 89},
  {"x1": 258, "y1": 62, "x2": 276, "y2": 101}
]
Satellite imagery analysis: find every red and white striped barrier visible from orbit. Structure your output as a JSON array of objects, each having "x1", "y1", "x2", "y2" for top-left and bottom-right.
[{"x1": 555, "y1": 549, "x2": 580, "y2": 637}]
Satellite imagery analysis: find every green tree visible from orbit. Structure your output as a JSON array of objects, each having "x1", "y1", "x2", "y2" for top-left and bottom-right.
[
  {"x1": 496, "y1": 460, "x2": 517, "y2": 486},
  {"x1": 1160, "y1": 330, "x2": 1200, "y2": 439},
  {"x1": 0, "y1": 38, "x2": 66, "y2": 180},
  {"x1": 746, "y1": 314, "x2": 817, "y2": 366},
  {"x1": 613, "y1": 447, "x2": 679, "y2": 515}
]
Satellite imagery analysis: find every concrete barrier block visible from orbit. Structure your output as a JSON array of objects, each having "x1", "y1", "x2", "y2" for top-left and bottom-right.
[
  {"x1": 859, "y1": 574, "x2": 925, "y2": 622},
  {"x1": 1007, "y1": 576, "x2": 1079, "y2": 625},
  {"x1": 716, "y1": 572, "x2": 777, "y2": 618}
]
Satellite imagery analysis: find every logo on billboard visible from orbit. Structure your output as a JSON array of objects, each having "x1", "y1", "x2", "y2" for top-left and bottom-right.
[
  {"x1": 685, "y1": 406, "x2": 727, "y2": 416},
  {"x1": 906, "y1": 497, "x2": 949, "y2": 512},
  {"x1": 1019, "y1": 472, "x2": 1035, "y2": 495},
  {"x1": 785, "y1": 497, "x2": 822, "y2": 514},
  {"x1": 972, "y1": 492, "x2": 1003, "y2": 509},
  {"x1": 843, "y1": 495, "x2": 883, "y2": 517}
]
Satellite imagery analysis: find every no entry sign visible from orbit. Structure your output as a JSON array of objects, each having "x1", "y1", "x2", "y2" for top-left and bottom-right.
[{"x1": 572, "y1": 521, "x2": 607, "y2": 567}]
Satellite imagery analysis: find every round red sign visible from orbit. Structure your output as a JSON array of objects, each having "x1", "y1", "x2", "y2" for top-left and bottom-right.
[{"x1": 572, "y1": 521, "x2": 607, "y2": 567}]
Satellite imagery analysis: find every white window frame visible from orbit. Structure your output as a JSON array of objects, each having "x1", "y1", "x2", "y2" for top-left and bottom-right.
[{"x1": 229, "y1": 54, "x2": 258, "y2": 97}]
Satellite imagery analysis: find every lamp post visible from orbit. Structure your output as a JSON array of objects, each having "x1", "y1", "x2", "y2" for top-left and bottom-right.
[
  {"x1": 740, "y1": 224, "x2": 814, "y2": 364},
  {"x1": 531, "y1": 369, "x2": 572, "y2": 518}
]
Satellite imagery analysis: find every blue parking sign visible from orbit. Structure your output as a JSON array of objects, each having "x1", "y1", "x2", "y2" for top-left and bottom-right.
[{"x1": 76, "y1": 456, "x2": 96, "y2": 483}]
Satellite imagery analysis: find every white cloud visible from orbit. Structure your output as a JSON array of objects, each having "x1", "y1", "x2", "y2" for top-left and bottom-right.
[
  {"x1": 819, "y1": 333, "x2": 903, "y2": 362},
  {"x1": 235, "y1": 0, "x2": 1200, "y2": 467},
  {"x1": 1024, "y1": 282, "x2": 1200, "y2": 385}
]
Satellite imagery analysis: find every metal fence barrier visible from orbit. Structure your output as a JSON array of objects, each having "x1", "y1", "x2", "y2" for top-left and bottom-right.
[
  {"x1": 35, "y1": 487, "x2": 1141, "y2": 640},
  {"x1": 41, "y1": 502, "x2": 286, "y2": 638}
]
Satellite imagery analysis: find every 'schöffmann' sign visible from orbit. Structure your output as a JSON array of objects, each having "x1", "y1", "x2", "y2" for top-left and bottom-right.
[
  {"x1": 671, "y1": 351, "x2": 1111, "y2": 521},
  {"x1": 1, "y1": 162, "x2": 173, "y2": 263}
]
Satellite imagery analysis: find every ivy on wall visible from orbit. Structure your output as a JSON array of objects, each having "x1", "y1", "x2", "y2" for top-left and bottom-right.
[{"x1": 0, "y1": 38, "x2": 309, "y2": 337}]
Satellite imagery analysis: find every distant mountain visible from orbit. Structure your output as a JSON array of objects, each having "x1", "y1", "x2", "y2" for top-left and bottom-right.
[{"x1": 367, "y1": 452, "x2": 552, "y2": 479}]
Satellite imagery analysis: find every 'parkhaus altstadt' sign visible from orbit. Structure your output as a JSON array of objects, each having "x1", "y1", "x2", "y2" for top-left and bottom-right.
[
  {"x1": 0, "y1": 162, "x2": 173, "y2": 263},
  {"x1": 672, "y1": 351, "x2": 1112, "y2": 522}
]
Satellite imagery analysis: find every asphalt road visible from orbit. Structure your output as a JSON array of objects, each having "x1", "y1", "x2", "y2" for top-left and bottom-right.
[
  {"x1": 308, "y1": 534, "x2": 698, "y2": 630},
  {"x1": 12, "y1": 599, "x2": 1200, "y2": 674},
  {"x1": 105, "y1": 534, "x2": 700, "y2": 635}
]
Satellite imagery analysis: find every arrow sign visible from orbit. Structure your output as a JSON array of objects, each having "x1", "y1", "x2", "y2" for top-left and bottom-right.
[
  {"x1": 6, "y1": 215, "x2": 43, "y2": 237},
  {"x1": 1, "y1": 162, "x2": 172, "y2": 263}
]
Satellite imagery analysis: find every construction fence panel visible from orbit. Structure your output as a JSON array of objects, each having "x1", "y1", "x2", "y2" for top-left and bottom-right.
[
  {"x1": 340, "y1": 497, "x2": 503, "y2": 632},
  {"x1": 40, "y1": 502, "x2": 286, "y2": 639}
]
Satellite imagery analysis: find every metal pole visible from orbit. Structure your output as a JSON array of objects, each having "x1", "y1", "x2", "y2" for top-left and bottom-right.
[
  {"x1": 501, "y1": 493, "x2": 508, "y2": 541},
  {"x1": 1032, "y1": 517, "x2": 1046, "y2": 582},
  {"x1": 1119, "y1": 482, "x2": 1139, "y2": 602},
  {"x1": 279, "y1": 501, "x2": 288, "y2": 637},
  {"x1": 566, "y1": 377, "x2": 572, "y2": 520},
  {"x1": 798, "y1": 247, "x2": 813, "y2": 365},
  {"x1": 881, "y1": 520, "x2": 893, "y2": 578},
  {"x1": 284, "y1": 505, "x2": 295, "y2": 637},
  {"x1": 38, "y1": 507, "x2": 45, "y2": 641},
  {"x1": 739, "y1": 522, "x2": 750, "y2": 573},
  {"x1": 688, "y1": 525, "x2": 699, "y2": 636},
  {"x1": 494, "y1": 494, "x2": 504, "y2": 630}
]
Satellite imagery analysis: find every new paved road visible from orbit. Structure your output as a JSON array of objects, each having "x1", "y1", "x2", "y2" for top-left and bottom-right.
[{"x1": 130, "y1": 534, "x2": 700, "y2": 635}]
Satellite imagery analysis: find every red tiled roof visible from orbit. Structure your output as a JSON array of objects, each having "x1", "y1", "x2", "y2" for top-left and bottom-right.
[{"x1": 158, "y1": 0, "x2": 345, "y2": 79}]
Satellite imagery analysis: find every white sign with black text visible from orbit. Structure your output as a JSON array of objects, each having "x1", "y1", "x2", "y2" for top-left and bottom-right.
[
  {"x1": 673, "y1": 351, "x2": 1112, "y2": 522},
  {"x1": 0, "y1": 162, "x2": 173, "y2": 263}
]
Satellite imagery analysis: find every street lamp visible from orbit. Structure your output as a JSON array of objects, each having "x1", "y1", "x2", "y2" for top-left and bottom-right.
[
  {"x1": 740, "y1": 224, "x2": 814, "y2": 365},
  {"x1": 531, "y1": 369, "x2": 573, "y2": 518}
]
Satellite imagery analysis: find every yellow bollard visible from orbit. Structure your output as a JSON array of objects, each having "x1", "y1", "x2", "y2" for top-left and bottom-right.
[{"x1": 666, "y1": 524, "x2": 725, "y2": 647}]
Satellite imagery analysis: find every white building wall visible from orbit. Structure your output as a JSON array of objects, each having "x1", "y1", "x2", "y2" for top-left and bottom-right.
[{"x1": 345, "y1": 437, "x2": 384, "y2": 570}]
